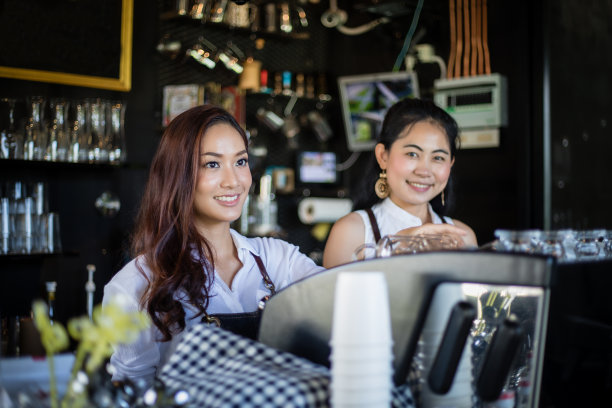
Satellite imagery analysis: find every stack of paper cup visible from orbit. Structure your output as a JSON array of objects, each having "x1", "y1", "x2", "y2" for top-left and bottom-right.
[{"x1": 329, "y1": 272, "x2": 394, "y2": 408}]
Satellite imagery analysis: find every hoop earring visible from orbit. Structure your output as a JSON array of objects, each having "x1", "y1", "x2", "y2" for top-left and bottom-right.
[
  {"x1": 375, "y1": 170, "x2": 389, "y2": 199},
  {"x1": 441, "y1": 191, "x2": 445, "y2": 206}
]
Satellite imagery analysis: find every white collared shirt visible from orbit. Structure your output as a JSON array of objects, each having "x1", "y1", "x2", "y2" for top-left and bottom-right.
[
  {"x1": 357, "y1": 198, "x2": 453, "y2": 245},
  {"x1": 102, "y1": 229, "x2": 324, "y2": 384}
]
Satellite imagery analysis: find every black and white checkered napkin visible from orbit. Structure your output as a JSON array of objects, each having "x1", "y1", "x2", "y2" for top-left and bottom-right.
[{"x1": 159, "y1": 323, "x2": 415, "y2": 407}]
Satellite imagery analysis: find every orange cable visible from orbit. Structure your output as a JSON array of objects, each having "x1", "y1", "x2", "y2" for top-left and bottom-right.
[
  {"x1": 470, "y1": 0, "x2": 477, "y2": 76},
  {"x1": 447, "y1": 0, "x2": 456, "y2": 79},
  {"x1": 463, "y1": 0, "x2": 471, "y2": 77},
  {"x1": 476, "y1": 0, "x2": 484, "y2": 74},
  {"x1": 483, "y1": 0, "x2": 491, "y2": 74},
  {"x1": 455, "y1": 0, "x2": 463, "y2": 78}
]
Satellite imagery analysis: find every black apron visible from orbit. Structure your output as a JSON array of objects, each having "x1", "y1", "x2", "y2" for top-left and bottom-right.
[{"x1": 204, "y1": 252, "x2": 275, "y2": 340}]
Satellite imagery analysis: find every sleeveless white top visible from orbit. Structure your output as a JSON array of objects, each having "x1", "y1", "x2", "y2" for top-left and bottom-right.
[{"x1": 356, "y1": 198, "x2": 453, "y2": 245}]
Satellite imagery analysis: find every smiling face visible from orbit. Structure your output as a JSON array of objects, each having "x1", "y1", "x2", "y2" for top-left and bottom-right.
[
  {"x1": 193, "y1": 123, "x2": 252, "y2": 231},
  {"x1": 375, "y1": 119, "x2": 454, "y2": 218}
]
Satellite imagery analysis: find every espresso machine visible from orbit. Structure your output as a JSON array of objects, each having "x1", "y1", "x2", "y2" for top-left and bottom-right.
[{"x1": 259, "y1": 251, "x2": 552, "y2": 407}]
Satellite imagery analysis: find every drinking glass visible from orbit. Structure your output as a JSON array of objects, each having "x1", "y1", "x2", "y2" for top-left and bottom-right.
[
  {"x1": 88, "y1": 98, "x2": 110, "y2": 162},
  {"x1": 604, "y1": 230, "x2": 612, "y2": 259},
  {"x1": 352, "y1": 243, "x2": 377, "y2": 261},
  {"x1": 533, "y1": 229, "x2": 575, "y2": 260},
  {"x1": 0, "y1": 98, "x2": 23, "y2": 159},
  {"x1": 13, "y1": 196, "x2": 33, "y2": 254},
  {"x1": 108, "y1": 101, "x2": 126, "y2": 164},
  {"x1": 1, "y1": 197, "x2": 9, "y2": 254},
  {"x1": 493, "y1": 229, "x2": 541, "y2": 254},
  {"x1": 46, "y1": 98, "x2": 69, "y2": 162},
  {"x1": 376, "y1": 234, "x2": 460, "y2": 258},
  {"x1": 40, "y1": 212, "x2": 62, "y2": 254},
  {"x1": 24, "y1": 96, "x2": 47, "y2": 161},
  {"x1": 574, "y1": 229, "x2": 606, "y2": 260}
]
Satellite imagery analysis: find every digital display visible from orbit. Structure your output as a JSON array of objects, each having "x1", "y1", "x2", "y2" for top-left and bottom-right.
[
  {"x1": 338, "y1": 71, "x2": 419, "y2": 151},
  {"x1": 298, "y1": 151, "x2": 337, "y2": 184}
]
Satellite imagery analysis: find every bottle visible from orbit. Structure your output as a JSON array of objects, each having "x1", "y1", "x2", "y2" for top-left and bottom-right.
[
  {"x1": 85, "y1": 265, "x2": 96, "y2": 321},
  {"x1": 46, "y1": 281, "x2": 57, "y2": 324}
]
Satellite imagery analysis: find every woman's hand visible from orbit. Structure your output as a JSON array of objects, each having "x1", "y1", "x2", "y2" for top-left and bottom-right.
[{"x1": 396, "y1": 222, "x2": 478, "y2": 248}]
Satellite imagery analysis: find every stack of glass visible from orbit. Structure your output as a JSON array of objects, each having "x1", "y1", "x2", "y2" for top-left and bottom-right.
[
  {"x1": 0, "y1": 96, "x2": 126, "y2": 165},
  {"x1": 0, "y1": 181, "x2": 61, "y2": 255},
  {"x1": 491, "y1": 229, "x2": 612, "y2": 262}
]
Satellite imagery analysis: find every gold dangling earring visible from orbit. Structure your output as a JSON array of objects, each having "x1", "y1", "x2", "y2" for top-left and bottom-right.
[
  {"x1": 441, "y1": 190, "x2": 445, "y2": 206},
  {"x1": 375, "y1": 170, "x2": 389, "y2": 199}
]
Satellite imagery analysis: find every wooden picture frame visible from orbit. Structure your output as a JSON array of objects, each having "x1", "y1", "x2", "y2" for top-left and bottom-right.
[{"x1": 0, "y1": 0, "x2": 133, "y2": 91}]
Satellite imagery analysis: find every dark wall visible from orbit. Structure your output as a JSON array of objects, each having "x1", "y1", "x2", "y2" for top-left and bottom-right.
[
  {"x1": 0, "y1": 0, "x2": 158, "y2": 323},
  {"x1": 547, "y1": 0, "x2": 612, "y2": 230},
  {"x1": 3, "y1": 0, "x2": 611, "y2": 326}
]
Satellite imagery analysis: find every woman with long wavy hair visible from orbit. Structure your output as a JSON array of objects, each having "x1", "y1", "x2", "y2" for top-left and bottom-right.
[{"x1": 103, "y1": 105, "x2": 324, "y2": 384}]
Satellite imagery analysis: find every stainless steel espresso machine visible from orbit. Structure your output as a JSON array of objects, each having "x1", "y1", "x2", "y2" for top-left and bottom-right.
[{"x1": 259, "y1": 251, "x2": 553, "y2": 408}]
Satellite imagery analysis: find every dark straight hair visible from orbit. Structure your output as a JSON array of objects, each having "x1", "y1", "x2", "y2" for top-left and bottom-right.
[{"x1": 351, "y1": 97, "x2": 460, "y2": 216}]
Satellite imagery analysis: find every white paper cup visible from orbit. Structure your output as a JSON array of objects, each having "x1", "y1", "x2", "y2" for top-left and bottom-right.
[
  {"x1": 331, "y1": 372, "x2": 394, "y2": 390},
  {"x1": 331, "y1": 272, "x2": 392, "y2": 345},
  {"x1": 331, "y1": 361, "x2": 393, "y2": 376},
  {"x1": 330, "y1": 343, "x2": 394, "y2": 360},
  {"x1": 330, "y1": 388, "x2": 392, "y2": 406}
]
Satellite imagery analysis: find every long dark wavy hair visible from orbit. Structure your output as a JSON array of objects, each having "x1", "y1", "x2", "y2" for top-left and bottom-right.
[
  {"x1": 131, "y1": 105, "x2": 248, "y2": 341},
  {"x1": 351, "y1": 98, "x2": 460, "y2": 217}
]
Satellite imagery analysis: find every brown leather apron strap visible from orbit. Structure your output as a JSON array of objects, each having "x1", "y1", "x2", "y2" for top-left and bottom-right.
[
  {"x1": 204, "y1": 252, "x2": 276, "y2": 340},
  {"x1": 365, "y1": 207, "x2": 382, "y2": 243}
]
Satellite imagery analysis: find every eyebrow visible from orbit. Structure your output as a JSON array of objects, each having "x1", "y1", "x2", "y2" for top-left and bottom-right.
[
  {"x1": 403, "y1": 143, "x2": 450, "y2": 155},
  {"x1": 200, "y1": 149, "x2": 248, "y2": 157}
]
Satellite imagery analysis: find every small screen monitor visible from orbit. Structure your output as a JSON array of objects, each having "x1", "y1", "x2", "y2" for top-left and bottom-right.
[
  {"x1": 338, "y1": 71, "x2": 419, "y2": 151},
  {"x1": 297, "y1": 151, "x2": 338, "y2": 184}
]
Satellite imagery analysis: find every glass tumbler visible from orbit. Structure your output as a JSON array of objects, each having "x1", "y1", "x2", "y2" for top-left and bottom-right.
[
  {"x1": 574, "y1": 229, "x2": 606, "y2": 260},
  {"x1": 493, "y1": 229, "x2": 541, "y2": 254},
  {"x1": 376, "y1": 234, "x2": 460, "y2": 258},
  {"x1": 534, "y1": 229, "x2": 575, "y2": 260}
]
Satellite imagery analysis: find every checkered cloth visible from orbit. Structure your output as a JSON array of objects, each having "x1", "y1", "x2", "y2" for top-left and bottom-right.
[{"x1": 159, "y1": 323, "x2": 416, "y2": 407}]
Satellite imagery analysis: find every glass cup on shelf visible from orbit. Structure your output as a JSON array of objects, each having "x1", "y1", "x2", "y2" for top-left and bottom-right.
[
  {"x1": 1, "y1": 98, "x2": 24, "y2": 160},
  {"x1": 39, "y1": 212, "x2": 61, "y2": 254},
  {"x1": 12, "y1": 196, "x2": 33, "y2": 254},
  {"x1": 23, "y1": 96, "x2": 47, "y2": 161},
  {"x1": 87, "y1": 98, "x2": 111, "y2": 163},
  {"x1": 46, "y1": 98, "x2": 70, "y2": 162},
  {"x1": 108, "y1": 101, "x2": 126, "y2": 164},
  {"x1": 1, "y1": 197, "x2": 9, "y2": 254}
]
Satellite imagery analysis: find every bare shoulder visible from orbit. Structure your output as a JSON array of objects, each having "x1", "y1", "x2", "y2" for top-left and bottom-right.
[
  {"x1": 331, "y1": 211, "x2": 365, "y2": 234},
  {"x1": 323, "y1": 212, "x2": 366, "y2": 268}
]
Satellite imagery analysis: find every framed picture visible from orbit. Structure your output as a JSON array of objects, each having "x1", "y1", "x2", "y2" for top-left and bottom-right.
[
  {"x1": 162, "y1": 84, "x2": 206, "y2": 127},
  {"x1": 0, "y1": 0, "x2": 133, "y2": 91}
]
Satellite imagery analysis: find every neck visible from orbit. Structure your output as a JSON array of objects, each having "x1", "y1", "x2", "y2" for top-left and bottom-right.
[
  {"x1": 389, "y1": 197, "x2": 432, "y2": 224},
  {"x1": 196, "y1": 222, "x2": 234, "y2": 258}
]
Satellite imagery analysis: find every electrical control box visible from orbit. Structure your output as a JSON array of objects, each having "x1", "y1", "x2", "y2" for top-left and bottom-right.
[
  {"x1": 434, "y1": 73, "x2": 507, "y2": 148},
  {"x1": 434, "y1": 73, "x2": 507, "y2": 129}
]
